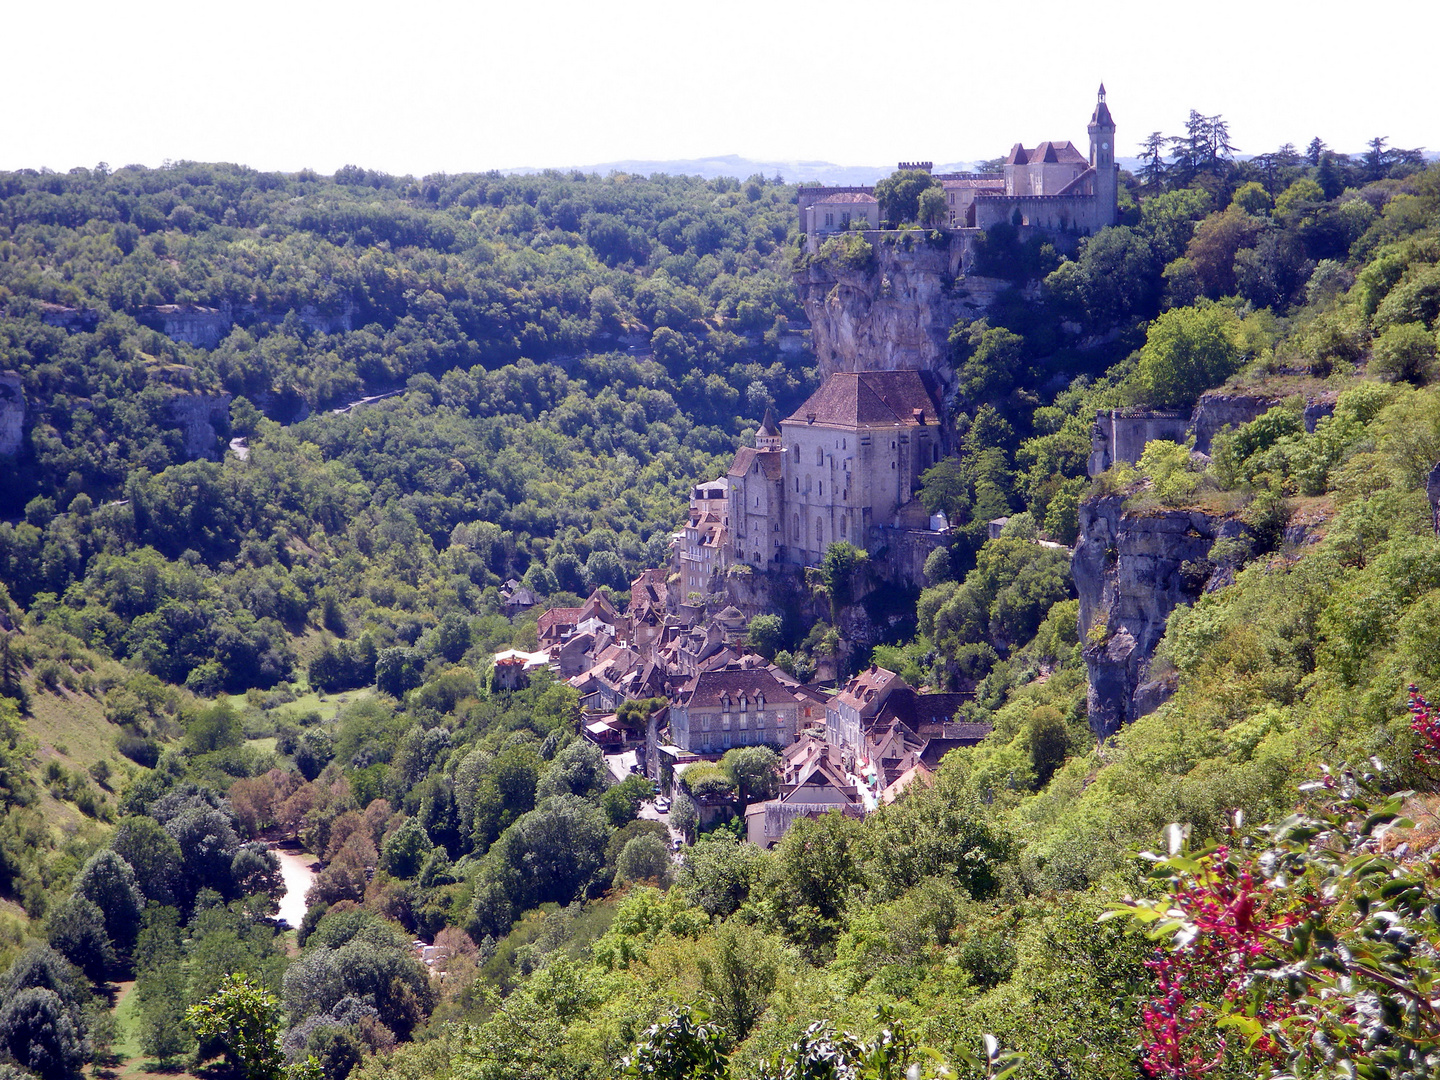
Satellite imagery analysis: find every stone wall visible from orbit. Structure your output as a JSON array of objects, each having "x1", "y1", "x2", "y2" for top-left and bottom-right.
[
  {"x1": 868, "y1": 523, "x2": 948, "y2": 586},
  {"x1": 1089, "y1": 390, "x2": 1339, "y2": 477},
  {"x1": 0, "y1": 372, "x2": 24, "y2": 457},
  {"x1": 1088, "y1": 410, "x2": 1190, "y2": 476},
  {"x1": 1189, "y1": 393, "x2": 1281, "y2": 454}
]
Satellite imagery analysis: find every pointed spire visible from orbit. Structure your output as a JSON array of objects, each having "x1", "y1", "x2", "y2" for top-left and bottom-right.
[
  {"x1": 759, "y1": 406, "x2": 780, "y2": 436},
  {"x1": 1098, "y1": 82, "x2": 1106, "y2": 102}
]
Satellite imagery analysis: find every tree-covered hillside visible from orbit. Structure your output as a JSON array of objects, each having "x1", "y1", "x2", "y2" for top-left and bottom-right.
[{"x1": 2, "y1": 135, "x2": 1440, "y2": 1080}]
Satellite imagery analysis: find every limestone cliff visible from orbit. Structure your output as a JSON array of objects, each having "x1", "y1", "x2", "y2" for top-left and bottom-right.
[
  {"x1": 795, "y1": 233, "x2": 1007, "y2": 383},
  {"x1": 164, "y1": 392, "x2": 232, "y2": 460},
  {"x1": 0, "y1": 372, "x2": 24, "y2": 457},
  {"x1": 1073, "y1": 496, "x2": 1249, "y2": 737}
]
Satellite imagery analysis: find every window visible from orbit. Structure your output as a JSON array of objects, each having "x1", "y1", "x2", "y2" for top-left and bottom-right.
[
  {"x1": 816, "y1": 447, "x2": 823, "y2": 466},
  {"x1": 816, "y1": 516, "x2": 824, "y2": 542},
  {"x1": 818, "y1": 482, "x2": 822, "y2": 496}
]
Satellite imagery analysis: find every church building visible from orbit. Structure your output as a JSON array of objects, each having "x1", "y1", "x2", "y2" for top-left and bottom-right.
[{"x1": 725, "y1": 368, "x2": 946, "y2": 572}]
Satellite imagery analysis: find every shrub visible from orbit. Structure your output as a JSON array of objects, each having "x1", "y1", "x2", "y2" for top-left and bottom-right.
[{"x1": 1370, "y1": 321, "x2": 1438, "y2": 384}]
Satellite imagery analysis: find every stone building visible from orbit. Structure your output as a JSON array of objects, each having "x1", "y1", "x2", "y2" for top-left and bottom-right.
[
  {"x1": 679, "y1": 477, "x2": 730, "y2": 600},
  {"x1": 801, "y1": 87, "x2": 1118, "y2": 239},
  {"x1": 668, "y1": 663, "x2": 802, "y2": 754},
  {"x1": 805, "y1": 191, "x2": 880, "y2": 235},
  {"x1": 726, "y1": 369, "x2": 946, "y2": 570}
]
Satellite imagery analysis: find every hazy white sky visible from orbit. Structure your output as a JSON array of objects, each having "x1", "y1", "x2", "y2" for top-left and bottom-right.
[{"x1": 5, "y1": 0, "x2": 1432, "y2": 177}]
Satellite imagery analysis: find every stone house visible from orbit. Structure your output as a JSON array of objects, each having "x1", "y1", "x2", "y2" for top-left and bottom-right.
[
  {"x1": 805, "y1": 191, "x2": 880, "y2": 234},
  {"x1": 668, "y1": 664, "x2": 802, "y2": 755}
]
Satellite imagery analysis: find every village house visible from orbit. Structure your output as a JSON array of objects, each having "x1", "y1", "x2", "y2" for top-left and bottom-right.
[{"x1": 667, "y1": 662, "x2": 803, "y2": 755}]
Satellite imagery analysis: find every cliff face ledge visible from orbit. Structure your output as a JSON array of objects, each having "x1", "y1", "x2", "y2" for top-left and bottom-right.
[
  {"x1": 795, "y1": 235, "x2": 1006, "y2": 383},
  {"x1": 1073, "y1": 495, "x2": 1248, "y2": 738},
  {"x1": 0, "y1": 372, "x2": 24, "y2": 457}
]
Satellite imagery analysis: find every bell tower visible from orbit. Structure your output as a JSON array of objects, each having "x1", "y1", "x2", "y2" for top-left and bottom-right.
[{"x1": 1087, "y1": 83, "x2": 1117, "y2": 228}]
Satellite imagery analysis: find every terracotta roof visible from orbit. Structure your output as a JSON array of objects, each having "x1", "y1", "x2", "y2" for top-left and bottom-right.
[
  {"x1": 785, "y1": 370, "x2": 941, "y2": 429},
  {"x1": 728, "y1": 446, "x2": 784, "y2": 482},
  {"x1": 538, "y1": 607, "x2": 582, "y2": 634}
]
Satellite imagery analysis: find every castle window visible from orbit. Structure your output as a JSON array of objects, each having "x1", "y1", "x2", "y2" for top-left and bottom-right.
[
  {"x1": 816, "y1": 516, "x2": 824, "y2": 542},
  {"x1": 818, "y1": 482, "x2": 822, "y2": 496},
  {"x1": 816, "y1": 447, "x2": 823, "y2": 466},
  {"x1": 791, "y1": 445, "x2": 799, "y2": 462},
  {"x1": 795, "y1": 477, "x2": 799, "y2": 492}
]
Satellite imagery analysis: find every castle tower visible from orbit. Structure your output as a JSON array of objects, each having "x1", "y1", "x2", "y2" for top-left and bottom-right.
[
  {"x1": 1087, "y1": 83, "x2": 1117, "y2": 228},
  {"x1": 756, "y1": 406, "x2": 782, "y2": 451}
]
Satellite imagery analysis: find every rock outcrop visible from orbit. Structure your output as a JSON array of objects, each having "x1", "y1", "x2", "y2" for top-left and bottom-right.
[
  {"x1": 164, "y1": 392, "x2": 232, "y2": 460},
  {"x1": 1073, "y1": 495, "x2": 1248, "y2": 737},
  {"x1": 0, "y1": 372, "x2": 24, "y2": 457},
  {"x1": 795, "y1": 232, "x2": 1007, "y2": 383}
]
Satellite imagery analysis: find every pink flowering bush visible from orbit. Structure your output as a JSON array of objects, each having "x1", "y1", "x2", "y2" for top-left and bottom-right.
[{"x1": 1112, "y1": 687, "x2": 1440, "y2": 1079}]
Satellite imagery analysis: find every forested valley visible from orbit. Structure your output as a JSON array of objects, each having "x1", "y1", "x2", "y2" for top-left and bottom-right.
[{"x1": 1, "y1": 130, "x2": 1440, "y2": 1080}]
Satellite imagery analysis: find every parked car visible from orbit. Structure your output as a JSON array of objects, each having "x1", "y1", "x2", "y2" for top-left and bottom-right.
[{"x1": 655, "y1": 796, "x2": 671, "y2": 813}]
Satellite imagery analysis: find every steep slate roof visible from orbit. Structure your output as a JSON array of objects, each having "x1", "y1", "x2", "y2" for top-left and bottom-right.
[
  {"x1": 785, "y1": 370, "x2": 941, "y2": 429},
  {"x1": 879, "y1": 689, "x2": 974, "y2": 730},
  {"x1": 834, "y1": 665, "x2": 905, "y2": 713},
  {"x1": 814, "y1": 192, "x2": 878, "y2": 204},
  {"x1": 759, "y1": 407, "x2": 781, "y2": 436},
  {"x1": 679, "y1": 666, "x2": 794, "y2": 708},
  {"x1": 1006, "y1": 140, "x2": 1088, "y2": 166}
]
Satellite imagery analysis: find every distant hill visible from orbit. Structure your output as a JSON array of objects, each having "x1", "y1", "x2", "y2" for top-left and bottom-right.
[{"x1": 503, "y1": 154, "x2": 993, "y2": 186}]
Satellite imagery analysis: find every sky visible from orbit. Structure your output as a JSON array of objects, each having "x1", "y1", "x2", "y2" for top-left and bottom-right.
[{"x1": 4, "y1": 0, "x2": 1433, "y2": 179}]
